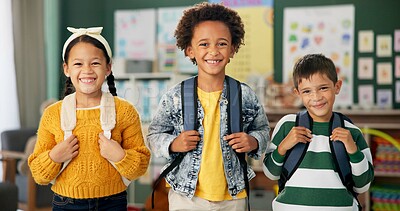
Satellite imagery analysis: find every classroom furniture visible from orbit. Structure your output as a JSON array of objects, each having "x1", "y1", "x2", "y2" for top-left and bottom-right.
[
  {"x1": 1, "y1": 128, "x2": 53, "y2": 211},
  {"x1": 0, "y1": 182, "x2": 18, "y2": 211}
]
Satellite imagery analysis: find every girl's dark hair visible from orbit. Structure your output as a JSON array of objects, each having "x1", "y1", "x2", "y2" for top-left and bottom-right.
[
  {"x1": 292, "y1": 53, "x2": 338, "y2": 89},
  {"x1": 174, "y1": 2, "x2": 245, "y2": 64},
  {"x1": 62, "y1": 35, "x2": 117, "y2": 97}
]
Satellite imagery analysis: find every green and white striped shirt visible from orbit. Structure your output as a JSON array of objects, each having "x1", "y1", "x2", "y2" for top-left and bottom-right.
[{"x1": 263, "y1": 114, "x2": 374, "y2": 210}]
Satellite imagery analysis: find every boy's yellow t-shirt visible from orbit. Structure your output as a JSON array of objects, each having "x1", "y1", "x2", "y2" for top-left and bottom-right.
[{"x1": 194, "y1": 88, "x2": 246, "y2": 201}]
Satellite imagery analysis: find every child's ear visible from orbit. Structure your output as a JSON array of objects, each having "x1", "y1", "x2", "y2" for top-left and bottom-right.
[
  {"x1": 335, "y1": 80, "x2": 343, "y2": 94},
  {"x1": 106, "y1": 63, "x2": 112, "y2": 76},
  {"x1": 185, "y1": 46, "x2": 194, "y2": 59},
  {"x1": 293, "y1": 88, "x2": 300, "y2": 96},
  {"x1": 229, "y1": 46, "x2": 236, "y2": 58},
  {"x1": 63, "y1": 63, "x2": 70, "y2": 77}
]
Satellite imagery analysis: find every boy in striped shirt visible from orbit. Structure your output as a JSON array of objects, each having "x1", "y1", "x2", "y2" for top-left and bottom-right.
[{"x1": 263, "y1": 54, "x2": 374, "y2": 210}]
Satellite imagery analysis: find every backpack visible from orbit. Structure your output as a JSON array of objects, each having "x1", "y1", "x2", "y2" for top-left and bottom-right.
[
  {"x1": 152, "y1": 76, "x2": 250, "y2": 210},
  {"x1": 278, "y1": 110, "x2": 361, "y2": 210}
]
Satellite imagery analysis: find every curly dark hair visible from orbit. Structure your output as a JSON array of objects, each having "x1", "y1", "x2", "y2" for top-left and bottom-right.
[{"x1": 174, "y1": 2, "x2": 245, "y2": 64}]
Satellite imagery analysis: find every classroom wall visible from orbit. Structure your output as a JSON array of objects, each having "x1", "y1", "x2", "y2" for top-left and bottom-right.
[{"x1": 274, "y1": 0, "x2": 400, "y2": 109}]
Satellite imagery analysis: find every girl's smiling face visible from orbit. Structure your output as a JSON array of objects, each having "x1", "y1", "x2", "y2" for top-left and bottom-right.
[
  {"x1": 295, "y1": 72, "x2": 342, "y2": 122},
  {"x1": 63, "y1": 42, "x2": 111, "y2": 98},
  {"x1": 185, "y1": 21, "x2": 235, "y2": 79}
]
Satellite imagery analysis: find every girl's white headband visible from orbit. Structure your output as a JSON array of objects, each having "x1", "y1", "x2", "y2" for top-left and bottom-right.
[{"x1": 62, "y1": 27, "x2": 112, "y2": 62}]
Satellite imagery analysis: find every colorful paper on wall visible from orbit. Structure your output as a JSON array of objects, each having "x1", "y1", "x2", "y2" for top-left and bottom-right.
[
  {"x1": 225, "y1": 6, "x2": 274, "y2": 82},
  {"x1": 157, "y1": 7, "x2": 195, "y2": 73},
  {"x1": 115, "y1": 9, "x2": 156, "y2": 60},
  {"x1": 283, "y1": 5, "x2": 355, "y2": 106},
  {"x1": 358, "y1": 30, "x2": 374, "y2": 53},
  {"x1": 376, "y1": 35, "x2": 392, "y2": 57}
]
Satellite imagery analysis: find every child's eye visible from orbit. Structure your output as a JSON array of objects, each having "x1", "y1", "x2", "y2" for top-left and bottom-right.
[
  {"x1": 302, "y1": 90, "x2": 310, "y2": 94},
  {"x1": 218, "y1": 42, "x2": 228, "y2": 47},
  {"x1": 199, "y1": 43, "x2": 208, "y2": 47},
  {"x1": 92, "y1": 62, "x2": 101, "y2": 66},
  {"x1": 320, "y1": 86, "x2": 329, "y2": 91},
  {"x1": 73, "y1": 62, "x2": 82, "y2": 66}
]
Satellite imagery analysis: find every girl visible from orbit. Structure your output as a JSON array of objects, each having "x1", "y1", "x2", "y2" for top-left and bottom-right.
[{"x1": 28, "y1": 27, "x2": 150, "y2": 210}]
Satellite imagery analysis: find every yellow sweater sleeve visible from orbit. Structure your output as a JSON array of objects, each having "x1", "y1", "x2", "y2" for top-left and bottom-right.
[
  {"x1": 28, "y1": 101, "x2": 63, "y2": 185},
  {"x1": 113, "y1": 98, "x2": 151, "y2": 181}
]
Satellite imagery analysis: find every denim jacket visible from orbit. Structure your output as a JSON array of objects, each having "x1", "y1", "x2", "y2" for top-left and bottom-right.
[{"x1": 147, "y1": 77, "x2": 270, "y2": 199}]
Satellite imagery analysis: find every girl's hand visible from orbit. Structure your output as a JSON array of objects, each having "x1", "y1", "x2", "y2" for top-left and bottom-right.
[
  {"x1": 278, "y1": 126, "x2": 312, "y2": 156},
  {"x1": 170, "y1": 130, "x2": 200, "y2": 153},
  {"x1": 330, "y1": 127, "x2": 357, "y2": 154},
  {"x1": 98, "y1": 133, "x2": 126, "y2": 162},
  {"x1": 224, "y1": 132, "x2": 258, "y2": 153},
  {"x1": 49, "y1": 135, "x2": 79, "y2": 163}
]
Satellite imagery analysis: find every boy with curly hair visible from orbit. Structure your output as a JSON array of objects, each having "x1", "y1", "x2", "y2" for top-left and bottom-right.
[{"x1": 147, "y1": 2, "x2": 270, "y2": 210}]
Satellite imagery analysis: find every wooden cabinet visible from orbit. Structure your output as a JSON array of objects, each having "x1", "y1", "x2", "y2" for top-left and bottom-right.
[{"x1": 251, "y1": 108, "x2": 400, "y2": 211}]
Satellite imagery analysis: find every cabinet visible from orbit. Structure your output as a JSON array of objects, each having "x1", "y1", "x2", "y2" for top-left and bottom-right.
[{"x1": 251, "y1": 108, "x2": 400, "y2": 211}]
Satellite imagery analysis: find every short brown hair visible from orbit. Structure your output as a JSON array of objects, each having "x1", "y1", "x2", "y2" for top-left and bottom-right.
[{"x1": 292, "y1": 54, "x2": 338, "y2": 89}]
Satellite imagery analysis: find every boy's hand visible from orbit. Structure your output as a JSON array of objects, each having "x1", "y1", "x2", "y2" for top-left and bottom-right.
[
  {"x1": 98, "y1": 133, "x2": 126, "y2": 162},
  {"x1": 170, "y1": 130, "x2": 200, "y2": 153},
  {"x1": 49, "y1": 134, "x2": 79, "y2": 163},
  {"x1": 278, "y1": 127, "x2": 312, "y2": 156},
  {"x1": 224, "y1": 132, "x2": 258, "y2": 153},
  {"x1": 330, "y1": 127, "x2": 357, "y2": 154}
]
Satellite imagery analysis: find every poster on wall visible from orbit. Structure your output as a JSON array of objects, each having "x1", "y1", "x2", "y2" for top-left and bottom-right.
[
  {"x1": 209, "y1": 0, "x2": 274, "y2": 82},
  {"x1": 157, "y1": 7, "x2": 195, "y2": 73},
  {"x1": 283, "y1": 5, "x2": 355, "y2": 107},
  {"x1": 115, "y1": 9, "x2": 156, "y2": 60}
]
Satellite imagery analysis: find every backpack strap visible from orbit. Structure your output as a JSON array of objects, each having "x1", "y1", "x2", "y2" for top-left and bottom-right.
[
  {"x1": 329, "y1": 112, "x2": 360, "y2": 209},
  {"x1": 54, "y1": 92, "x2": 131, "y2": 186},
  {"x1": 152, "y1": 76, "x2": 198, "y2": 208},
  {"x1": 278, "y1": 110, "x2": 312, "y2": 193},
  {"x1": 226, "y1": 76, "x2": 250, "y2": 211}
]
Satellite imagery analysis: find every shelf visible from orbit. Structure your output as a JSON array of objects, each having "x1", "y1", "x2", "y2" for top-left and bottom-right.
[{"x1": 374, "y1": 171, "x2": 400, "y2": 177}]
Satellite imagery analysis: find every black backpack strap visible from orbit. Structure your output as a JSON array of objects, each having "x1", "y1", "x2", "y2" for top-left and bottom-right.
[
  {"x1": 278, "y1": 110, "x2": 312, "y2": 193},
  {"x1": 226, "y1": 76, "x2": 250, "y2": 210},
  {"x1": 152, "y1": 76, "x2": 198, "y2": 209},
  {"x1": 329, "y1": 112, "x2": 360, "y2": 210}
]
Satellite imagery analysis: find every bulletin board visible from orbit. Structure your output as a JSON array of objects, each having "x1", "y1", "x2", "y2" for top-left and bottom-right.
[{"x1": 274, "y1": 0, "x2": 400, "y2": 109}]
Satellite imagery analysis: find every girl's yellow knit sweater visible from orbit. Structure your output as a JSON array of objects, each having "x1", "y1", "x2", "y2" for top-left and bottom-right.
[{"x1": 28, "y1": 97, "x2": 150, "y2": 199}]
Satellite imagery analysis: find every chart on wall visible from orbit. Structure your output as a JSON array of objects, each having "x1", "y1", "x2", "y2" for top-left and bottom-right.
[
  {"x1": 283, "y1": 5, "x2": 355, "y2": 106},
  {"x1": 209, "y1": 0, "x2": 274, "y2": 82},
  {"x1": 157, "y1": 7, "x2": 195, "y2": 73},
  {"x1": 115, "y1": 9, "x2": 156, "y2": 60}
]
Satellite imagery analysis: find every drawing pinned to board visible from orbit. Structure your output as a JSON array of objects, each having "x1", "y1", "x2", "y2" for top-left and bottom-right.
[
  {"x1": 395, "y1": 30, "x2": 400, "y2": 52},
  {"x1": 376, "y1": 35, "x2": 392, "y2": 57},
  {"x1": 358, "y1": 30, "x2": 374, "y2": 53},
  {"x1": 283, "y1": 5, "x2": 354, "y2": 106},
  {"x1": 396, "y1": 56, "x2": 400, "y2": 78},
  {"x1": 377, "y1": 89, "x2": 392, "y2": 109},
  {"x1": 358, "y1": 85, "x2": 374, "y2": 107},
  {"x1": 396, "y1": 81, "x2": 400, "y2": 103},
  {"x1": 377, "y1": 62, "x2": 392, "y2": 85},
  {"x1": 358, "y1": 57, "x2": 373, "y2": 80}
]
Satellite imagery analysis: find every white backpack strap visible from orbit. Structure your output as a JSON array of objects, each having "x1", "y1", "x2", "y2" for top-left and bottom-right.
[
  {"x1": 100, "y1": 92, "x2": 116, "y2": 139},
  {"x1": 100, "y1": 92, "x2": 131, "y2": 186},
  {"x1": 51, "y1": 93, "x2": 76, "y2": 184}
]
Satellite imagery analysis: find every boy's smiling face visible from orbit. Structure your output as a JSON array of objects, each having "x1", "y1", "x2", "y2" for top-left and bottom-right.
[
  {"x1": 295, "y1": 72, "x2": 342, "y2": 122},
  {"x1": 186, "y1": 20, "x2": 235, "y2": 79}
]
